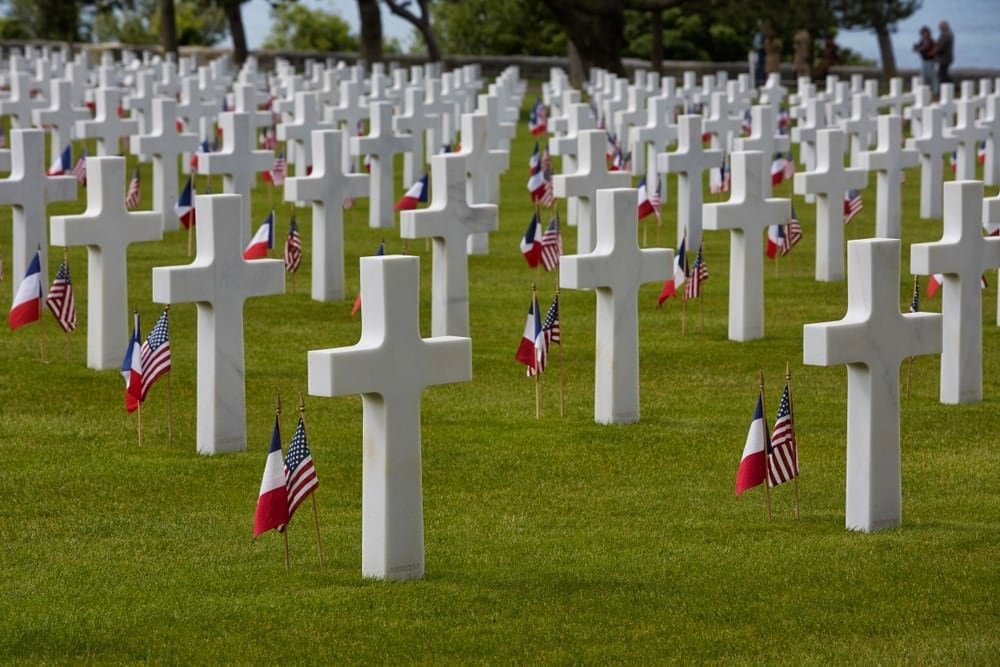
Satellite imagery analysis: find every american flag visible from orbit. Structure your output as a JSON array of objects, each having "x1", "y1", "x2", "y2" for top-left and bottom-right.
[
  {"x1": 683, "y1": 244, "x2": 708, "y2": 299},
  {"x1": 540, "y1": 214, "x2": 561, "y2": 271},
  {"x1": 767, "y1": 383, "x2": 799, "y2": 487},
  {"x1": 72, "y1": 148, "x2": 87, "y2": 185},
  {"x1": 139, "y1": 307, "x2": 171, "y2": 401},
  {"x1": 542, "y1": 293, "x2": 560, "y2": 347},
  {"x1": 284, "y1": 216, "x2": 302, "y2": 273},
  {"x1": 909, "y1": 276, "x2": 920, "y2": 313},
  {"x1": 650, "y1": 179, "x2": 663, "y2": 223},
  {"x1": 284, "y1": 416, "x2": 319, "y2": 521},
  {"x1": 782, "y1": 205, "x2": 802, "y2": 255},
  {"x1": 260, "y1": 126, "x2": 277, "y2": 150},
  {"x1": 270, "y1": 152, "x2": 287, "y2": 186},
  {"x1": 45, "y1": 259, "x2": 76, "y2": 332},
  {"x1": 843, "y1": 189, "x2": 863, "y2": 224},
  {"x1": 125, "y1": 166, "x2": 141, "y2": 209}
]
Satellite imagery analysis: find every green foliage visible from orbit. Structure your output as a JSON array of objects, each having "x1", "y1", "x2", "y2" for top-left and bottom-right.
[
  {"x1": 261, "y1": 2, "x2": 358, "y2": 52},
  {"x1": 0, "y1": 86, "x2": 998, "y2": 663},
  {"x1": 833, "y1": 0, "x2": 922, "y2": 29},
  {"x1": 433, "y1": 0, "x2": 565, "y2": 57},
  {"x1": 89, "y1": 0, "x2": 227, "y2": 46}
]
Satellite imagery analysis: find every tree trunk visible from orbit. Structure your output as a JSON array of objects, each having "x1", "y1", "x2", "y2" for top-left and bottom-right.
[
  {"x1": 566, "y1": 39, "x2": 585, "y2": 87},
  {"x1": 358, "y1": 0, "x2": 383, "y2": 66},
  {"x1": 381, "y1": 0, "x2": 441, "y2": 62},
  {"x1": 160, "y1": 0, "x2": 178, "y2": 58},
  {"x1": 875, "y1": 22, "x2": 896, "y2": 80},
  {"x1": 649, "y1": 9, "x2": 663, "y2": 73},
  {"x1": 40, "y1": 0, "x2": 79, "y2": 41},
  {"x1": 417, "y1": 22, "x2": 441, "y2": 62},
  {"x1": 538, "y1": 0, "x2": 625, "y2": 78},
  {"x1": 222, "y1": 0, "x2": 248, "y2": 66}
]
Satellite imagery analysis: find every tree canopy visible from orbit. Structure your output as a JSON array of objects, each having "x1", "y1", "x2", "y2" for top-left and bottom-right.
[{"x1": 262, "y1": 2, "x2": 358, "y2": 52}]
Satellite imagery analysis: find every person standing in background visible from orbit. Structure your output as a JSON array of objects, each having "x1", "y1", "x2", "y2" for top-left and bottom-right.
[
  {"x1": 764, "y1": 28, "x2": 783, "y2": 77},
  {"x1": 936, "y1": 21, "x2": 954, "y2": 88},
  {"x1": 752, "y1": 22, "x2": 766, "y2": 86},
  {"x1": 913, "y1": 25, "x2": 938, "y2": 95}
]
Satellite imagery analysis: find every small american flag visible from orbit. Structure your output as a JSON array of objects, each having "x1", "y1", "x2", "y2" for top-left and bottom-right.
[
  {"x1": 270, "y1": 152, "x2": 287, "y2": 186},
  {"x1": 683, "y1": 244, "x2": 708, "y2": 299},
  {"x1": 542, "y1": 293, "x2": 560, "y2": 346},
  {"x1": 540, "y1": 214, "x2": 561, "y2": 271},
  {"x1": 782, "y1": 205, "x2": 802, "y2": 256},
  {"x1": 767, "y1": 383, "x2": 799, "y2": 487},
  {"x1": 139, "y1": 307, "x2": 171, "y2": 401},
  {"x1": 843, "y1": 189, "x2": 863, "y2": 224},
  {"x1": 260, "y1": 126, "x2": 277, "y2": 150},
  {"x1": 284, "y1": 416, "x2": 319, "y2": 521},
  {"x1": 45, "y1": 258, "x2": 76, "y2": 332},
  {"x1": 72, "y1": 148, "x2": 87, "y2": 185},
  {"x1": 125, "y1": 166, "x2": 141, "y2": 209},
  {"x1": 650, "y1": 179, "x2": 663, "y2": 223},
  {"x1": 284, "y1": 216, "x2": 302, "y2": 273},
  {"x1": 909, "y1": 277, "x2": 920, "y2": 313}
]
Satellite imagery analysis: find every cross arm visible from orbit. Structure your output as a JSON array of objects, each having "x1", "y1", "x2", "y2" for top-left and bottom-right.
[
  {"x1": 308, "y1": 345, "x2": 386, "y2": 397},
  {"x1": 639, "y1": 248, "x2": 673, "y2": 285},
  {"x1": 152, "y1": 263, "x2": 213, "y2": 305},
  {"x1": 418, "y1": 336, "x2": 473, "y2": 388}
]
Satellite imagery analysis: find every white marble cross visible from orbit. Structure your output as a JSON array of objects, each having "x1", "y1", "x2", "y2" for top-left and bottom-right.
[
  {"x1": 123, "y1": 69, "x2": 155, "y2": 135},
  {"x1": 803, "y1": 239, "x2": 941, "y2": 532},
  {"x1": 630, "y1": 93, "x2": 678, "y2": 182},
  {"x1": 703, "y1": 91, "x2": 743, "y2": 153},
  {"x1": 793, "y1": 128, "x2": 868, "y2": 281},
  {"x1": 394, "y1": 84, "x2": 433, "y2": 186},
  {"x1": 50, "y1": 156, "x2": 162, "y2": 369},
  {"x1": 32, "y1": 78, "x2": 88, "y2": 166},
  {"x1": 477, "y1": 92, "x2": 516, "y2": 153},
  {"x1": 550, "y1": 102, "x2": 594, "y2": 231},
  {"x1": 0, "y1": 129, "x2": 76, "y2": 299},
  {"x1": 791, "y1": 98, "x2": 829, "y2": 203},
  {"x1": 232, "y1": 83, "x2": 273, "y2": 131},
  {"x1": 945, "y1": 98, "x2": 989, "y2": 181},
  {"x1": 554, "y1": 129, "x2": 631, "y2": 254},
  {"x1": 911, "y1": 181, "x2": 1000, "y2": 403},
  {"x1": 858, "y1": 115, "x2": 918, "y2": 238},
  {"x1": 285, "y1": 129, "x2": 369, "y2": 302},
  {"x1": 658, "y1": 114, "x2": 722, "y2": 252},
  {"x1": 704, "y1": 151, "x2": 790, "y2": 341},
  {"x1": 129, "y1": 96, "x2": 200, "y2": 232},
  {"x1": 351, "y1": 101, "x2": 418, "y2": 229},
  {"x1": 277, "y1": 90, "x2": 332, "y2": 177},
  {"x1": 307, "y1": 254, "x2": 472, "y2": 580},
  {"x1": 0, "y1": 70, "x2": 42, "y2": 129},
  {"x1": 841, "y1": 87, "x2": 878, "y2": 167},
  {"x1": 560, "y1": 188, "x2": 671, "y2": 424},
  {"x1": 734, "y1": 104, "x2": 791, "y2": 196},
  {"x1": 153, "y1": 194, "x2": 284, "y2": 455},
  {"x1": 459, "y1": 111, "x2": 508, "y2": 255},
  {"x1": 905, "y1": 105, "x2": 958, "y2": 219},
  {"x1": 328, "y1": 78, "x2": 369, "y2": 175},
  {"x1": 400, "y1": 152, "x2": 498, "y2": 336},
  {"x1": 76, "y1": 86, "x2": 138, "y2": 156},
  {"x1": 197, "y1": 111, "x2": 274, "y2": 245},
  {"x1": 977, "y1": 95, "x2": 1000, "y2": 186}
]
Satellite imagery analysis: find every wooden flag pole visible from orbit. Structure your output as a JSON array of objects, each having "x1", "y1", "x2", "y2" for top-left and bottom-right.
[
  {"x1": 555, "y1": 289, "x2": 565, "y2": 418},
  {"x1": 532, "y1": 283, "x2": 541, "y2": 419},
  {"x1": 38, "y1": 246, "x2": 47, "y2": 363},
  {"x1": 642, "y1": 219, "x2": 648, "y2": 247},
  {"x1": 905, "y1": 275, "x2": 918, "y2": 397},
  {"x1": 187, "y1": 223, "x2": 193, "y2": 257},
  {"x1": 786, "y1": 361, "x2": 801, "y2": 519},
  {"x1": 298, "y1": 393, "x2": 325, "y2": 566},
  {"x1": 759, "y1": 370, "x2": 772, "y2": 522},
  {"x1": 680, "y1": 292, "x2": 687, "y2": 336},
  {"x1": 275, "y1": 391, "x2": 289, "y2": 570},
  {"x1": 137, "y1": 401, "x2": 144, "y2": 447},
  {"x1": 63, "y1": 249, "x2": 71, "y2": 360}
]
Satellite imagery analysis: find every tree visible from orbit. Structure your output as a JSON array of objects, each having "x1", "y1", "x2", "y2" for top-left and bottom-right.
[
  {"x1": 832, "y1": 0, "x2": 922, "y2": 78},
  {"x1": 1, "y1": 0, "x2": 85, "y2": 41},
  {"x1": 381, "y1": 0, "x2": 440, "y2": 61},
  {"x1": 89, "y1": 0, "x2": 226, "y2": 47},
  {"x1": 537, "y1": 0, "x2": 626, "y2": 76},
  {"x1": 215, "y1": 0, "x2": 250, "y2": 64},
  {"x1": 432, "y1": 0, "x2": 564, "y2": 57},
  {"x1": 261, "y1": 3, "x2": 357, "y2": 51},
  {"x1": 161, "y1": 0, "x2": 178, "y2": 56},
  {"x1": 358, "y1": 0, "x2": 383, "y2": 64}
]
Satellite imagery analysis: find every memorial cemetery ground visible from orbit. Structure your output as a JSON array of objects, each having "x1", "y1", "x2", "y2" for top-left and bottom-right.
[{"x1": 1, "y1": 85, "x2": 998, "y2": 663}]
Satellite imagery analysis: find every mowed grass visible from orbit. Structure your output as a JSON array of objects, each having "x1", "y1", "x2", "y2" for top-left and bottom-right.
[{"x1": 1, "y1": 83, "x2": 999, "y2": 663}]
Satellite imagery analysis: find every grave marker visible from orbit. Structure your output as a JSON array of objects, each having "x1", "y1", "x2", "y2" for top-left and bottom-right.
[{"x1": 858, "y1": 115, "x2": 918, "y2": 238}]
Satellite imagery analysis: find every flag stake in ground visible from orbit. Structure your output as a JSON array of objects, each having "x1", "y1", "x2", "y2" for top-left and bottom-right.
[
  {"x1": 555, "y1": 288, "x2": 565, "y2": 418},
  {"x1": 759, "y1": 370, "x2": 773, "y2": 522},
  {"x1": 276, "y1": 391, "x2": 290, "y2": 570},
  {"x1": 298, "y1": 393, "x2": 325, "y2": 566},
  {"x1": 785, "y1": 361, "x2": 801, "y2": 519},
  {"x1": 905, "y1": 275, "x2": 919, "y2": 398},
  {"x1": 532, "y1": 283, "x2": 540, "y2": 419}
]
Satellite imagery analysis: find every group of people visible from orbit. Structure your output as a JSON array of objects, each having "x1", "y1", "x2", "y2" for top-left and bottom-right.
[{"x1": 913, "y1": 21, "x2": 954, "y2": 96}]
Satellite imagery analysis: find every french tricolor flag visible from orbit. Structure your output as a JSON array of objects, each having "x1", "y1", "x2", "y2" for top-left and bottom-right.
[
  {"x1": 243, "y1": 211, "x2": 274, "y2": 260},
  {"x1": 657, "y1": 236, "x2": 686, "y2": 305},
  {"x1": 121, "y1": 311, "x2": 143, "y2": 413},
  {"x1": 735, "y1": 394, "x2": 769, "y2": 495},
  {"x1": 395, "y1": 174, "x2": 428, "y2": 211},
  {"x1": 253, "y1": 416, "x2": 290, "y2": 538},
  {"x1": 174, "y1": 175, "x2": 195, "y2": 229},
  {"x1": 520, "y1": 211, "x2": 543, "y2": 267},
  {"x1": 47, "y1": 145, "x2": 72, "y2": 176},
  {"x1": 8, "y1": 250, "x2": 42, "y2": 330},
  {"x1": 514, "y1": 295, "x2": 541, "y2": 374},
  {"x1": 636, "y1": 177, "x2": 655, "y2": 220}
]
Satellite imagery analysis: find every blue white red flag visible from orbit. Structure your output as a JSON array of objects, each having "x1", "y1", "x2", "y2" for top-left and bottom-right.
[
  {"x1": 735, "y1": 394, "x2": 769, "y2": 495},
  {"x1": 395, "y1": 174, "x2": 428, "y2": 211},
  {"x1": 254, "y1": 416, "x2": 290, "y2": 538},
  {"x1": 8, "y1": 250, "x2": 42, "y2": 330},
  {"x1": 244, "y1": 210, "x2": 275, "y2": 260}
]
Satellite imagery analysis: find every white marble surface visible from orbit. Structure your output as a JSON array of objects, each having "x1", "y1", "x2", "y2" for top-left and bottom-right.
[
  {"x1": 911, "y1": 181, "x2": 1000, "y2": 403},
  {"x1": 0, "y1": 129, "x2": 76, "y2": 301},
  {"x1": 905, "y1": 105, "x2": 958, "y2": 220},
  {"x1": 793, "y1": 128, "x2": 868, "y2": 281},
  {"x1": 560, "y1": 188, "x2": 671, "y2": 424},
  {"x1": 152, "y1": 194, "x2": 284, "y2": 454},
  {"x1": 351, "y1": 101, "x2": 418, "y2": 229},
  {"x1": 284, "y1": 129, "x2": 369, "y2": 302},
  {"x1": 658, "y1": 115, "x2": 721, "y2": 252},
  {"x1": 308, "y1": 254, "x2": 472, "y2": 580},
  {"x1": 75, "y1": 86, "x2": 137, "y2": 156},
  {"x1": 858, "y1": 114, "x2": 918, "y2": 239},
  {"x1": 51, "y1": 156, "x2": 162, "y2": 369},
  {"x1": 803, "y1": 239, "x2": 941, "y2": 532},
  {"x1": 704, "y1": 151, "x2": 790, "y2": 341}
]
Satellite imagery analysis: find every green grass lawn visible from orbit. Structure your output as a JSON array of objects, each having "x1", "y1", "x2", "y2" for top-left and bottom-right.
[{"x1": 1, "y1": 83, "x2": 998, "y2": 663}]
